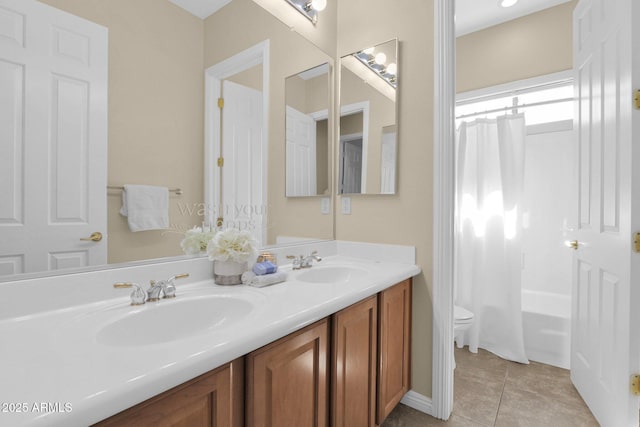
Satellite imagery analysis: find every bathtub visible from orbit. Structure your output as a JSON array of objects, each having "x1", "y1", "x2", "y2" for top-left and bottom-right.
[{"x1": 521, "y1": 290, "x2": 571, "y2": 369}]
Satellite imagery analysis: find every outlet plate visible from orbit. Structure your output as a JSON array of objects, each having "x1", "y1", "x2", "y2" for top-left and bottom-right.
[
  {"x1": 321, "y1": 197, "x2": 330, "y2": 215},
  {"x1": 341, "y1": 197, "x2": 351, "y2": 214}
]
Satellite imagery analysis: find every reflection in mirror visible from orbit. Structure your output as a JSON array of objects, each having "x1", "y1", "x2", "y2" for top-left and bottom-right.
[
  {"x1": 339, "y1": 38, "x2": 398, "y2": 195},
  {"x1": 285, "y1": 63, "x2": 331, "y2": 197},
  {"x1": 0, "y1": 0, "x2": 335, "y2": 282}
]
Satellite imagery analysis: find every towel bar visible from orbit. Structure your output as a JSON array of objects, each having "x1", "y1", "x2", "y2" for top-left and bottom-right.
[{"x1": 107, "y1": 185, "x2": 183, "y2": 195}]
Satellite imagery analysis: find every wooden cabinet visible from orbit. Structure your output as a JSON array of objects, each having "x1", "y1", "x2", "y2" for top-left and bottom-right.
[
  {"x1": 245, "y1": 318, "x2": 329, "y2": 427},
  {"x1": 331, "y1": 295, "x2": 378, "y2": 427},
  {"x1": 377, "y1": 279, "x2": 412, "y2": 424},
  {"x1": 93, "y1": 279, "x2": 412, "y2": 427},
  {"x1": 93, "y1": 358, "x2": 244, "y2": 427}
]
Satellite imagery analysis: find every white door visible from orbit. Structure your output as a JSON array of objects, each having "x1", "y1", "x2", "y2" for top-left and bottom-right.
[
  {"x1": 571, "y1": 0, "x2": 639, "y2": 425},
  {"x1": 285, "y1": 105, "x2": 317, "y2": 196},
  {"x1": 380, "y1": 130, "x2": 397, "y2": 194},
  {"x1": 340, "y1": 138, "x2": 362, "y2": 194},
  {"x1": 221, "y1": 80, "x2": 265, "y2": 245},
  {"x1": 0, "y1": 0, "x2": 108, "y2": 276}
]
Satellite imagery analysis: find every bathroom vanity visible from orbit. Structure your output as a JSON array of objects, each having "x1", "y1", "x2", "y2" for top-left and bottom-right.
[
  {"x1": 95, "y1": 279, "x2": 411, "y2": 427},
  {"x1": 0, "y1": 243, "x2": 419, "y2": 427}
]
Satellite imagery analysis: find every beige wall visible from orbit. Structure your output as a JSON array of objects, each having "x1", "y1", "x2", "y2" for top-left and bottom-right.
[
  {"x1": 40, "y1": 0, "x2": 205, "y2": 264},
  {"x1": 252, "y1": 0, "x2": 337, "y2": 57},
  {"x1": 204, "y1": 0, "x2": 334, "y2": 245},
  {"x1": 227, "y1": 64, "x2": 263, "y2": 91},
  {"x1": 337, "y1": 0, "x2": 434, "y2": 398},
  {"x1": 457, "y1": 1, "x2": 576, "y2": 93}
]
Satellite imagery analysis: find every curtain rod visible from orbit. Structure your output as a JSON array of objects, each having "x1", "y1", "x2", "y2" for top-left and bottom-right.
[{"x1": 455, "y1": 97, "x2": 574, "y2": 120}]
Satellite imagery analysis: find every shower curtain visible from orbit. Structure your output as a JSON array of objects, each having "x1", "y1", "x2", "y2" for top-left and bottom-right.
[{"x1": 455, "y1": 115, "x2": 529, "y2": 364}]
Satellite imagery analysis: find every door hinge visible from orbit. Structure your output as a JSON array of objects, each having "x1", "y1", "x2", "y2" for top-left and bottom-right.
[
  {"x1": 217, "y1": 157, "x2": 224, "y2": 167},
  {"x1": 634, "y1": 232, "x2": 640, "y2": 253},
  {"x1": 218, "y1": 97, "x2": 224, "y2": 109},
  {"x1": 631, "y1": 375, "x2": 640, "y2": 396}
]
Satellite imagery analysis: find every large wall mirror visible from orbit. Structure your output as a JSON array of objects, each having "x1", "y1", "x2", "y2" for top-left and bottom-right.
[
  {"x1": 285, "y1": 63, "x2": 331, "y2": 197},
  {"x1": 0, "y1": 0, "x2": 335, "y2": 282},
  {"x1": 339, "y1": 38, "x2": 398, "y2": 195}
]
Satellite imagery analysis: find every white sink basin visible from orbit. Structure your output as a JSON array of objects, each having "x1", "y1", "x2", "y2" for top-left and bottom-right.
[
  {"x1": 296, "y1": 266, "x2": 368, "y2": 284},
  {"x1": 97, "y1": 294, "x2": 259, "y2": 346}
]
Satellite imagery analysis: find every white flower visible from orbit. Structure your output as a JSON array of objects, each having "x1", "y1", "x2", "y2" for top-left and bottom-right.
[
  {"x1": 180, "y1": 226, "x2": 215, "y2": 255},
  {"x1": 207, "y1": 228, "x2": 257, "y2": 263}
]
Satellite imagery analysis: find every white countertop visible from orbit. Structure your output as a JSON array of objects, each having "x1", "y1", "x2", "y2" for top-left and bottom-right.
[{"x1": 0, "y1": 255, "x2": 420, "y2": 426}]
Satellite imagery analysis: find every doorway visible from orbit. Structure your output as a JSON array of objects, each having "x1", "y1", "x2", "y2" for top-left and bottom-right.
[{"x1": 204, "y1": 41, "x2": 269, "y2": 246}]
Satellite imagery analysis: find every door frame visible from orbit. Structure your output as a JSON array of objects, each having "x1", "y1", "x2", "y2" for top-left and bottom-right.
[
  {"x1": 204, "y1": 40, "x2": 270, "y2": 243},
  {"x1": 431, "y1": 0, "x2": 456, "y2": 419}
]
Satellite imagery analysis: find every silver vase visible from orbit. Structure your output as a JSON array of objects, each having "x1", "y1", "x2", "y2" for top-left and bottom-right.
[{"x1": 213, "y1": 260, "x2": 247, "y2": 285}]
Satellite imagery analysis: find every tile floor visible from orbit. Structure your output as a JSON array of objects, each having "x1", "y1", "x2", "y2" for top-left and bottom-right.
[{"x1": 381, "y1": 347, "x2": 599, "y2": 427}]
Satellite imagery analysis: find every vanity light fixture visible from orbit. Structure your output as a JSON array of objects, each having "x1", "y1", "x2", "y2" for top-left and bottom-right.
[
  {"x1": 499, "y1": 0, "x2": 518, "y2": 7},
  {"x1": 285, "y1": 0, "x2": 327, "y2": 25},
  {"x1": 353, "y1": 48, "x2": 397, "y2": 88}
]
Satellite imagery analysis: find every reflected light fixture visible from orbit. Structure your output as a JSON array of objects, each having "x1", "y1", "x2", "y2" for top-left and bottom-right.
[
  {"x1": 499, "y1": 0, "x2": 518, "y2": 7},
  {"x1": 285, "y1": 0, "x2": 327, "y2": 25},
  {"x1": 353, "y1": 49, "x2": 397, "y2": 88}
]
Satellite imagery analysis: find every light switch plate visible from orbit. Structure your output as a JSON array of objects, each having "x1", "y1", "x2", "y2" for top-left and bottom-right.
[
  {"x1": 341, "y1": 197, "x2": 351, "y2": 214},
  {"x1": 321, "y1": 197, "x2": 330, "y2": 214}
]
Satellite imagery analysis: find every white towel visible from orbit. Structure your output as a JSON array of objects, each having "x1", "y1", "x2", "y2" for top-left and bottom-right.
[
  {"x1": 241, "y1": 270, "x2": 288, "y2": 288},
  {"x1": 119, "y1": 185, "x2": 169, "y2": 232}
]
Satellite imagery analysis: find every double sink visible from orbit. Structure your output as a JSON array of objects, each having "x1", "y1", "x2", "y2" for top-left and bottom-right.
[{"x1": 95, "y1": 264, "x2": 369, "y2": 347}]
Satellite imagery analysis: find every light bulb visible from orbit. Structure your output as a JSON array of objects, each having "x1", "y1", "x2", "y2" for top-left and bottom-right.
[
  {"x1": 311, "y1": 0, "x2": 327, "y2": 11},
  {"x1": 499, "y1": 0, "x2": 518, "y2": 7},
  {"x1": 374, "y1": 52, "x2": 386, "y2": 65},
  {"x1": 362, "y1": 47, "x2": 375, "y2": 55},
  {"x1": 386, "y1": 63, "x2": 397, "y2": 75}
]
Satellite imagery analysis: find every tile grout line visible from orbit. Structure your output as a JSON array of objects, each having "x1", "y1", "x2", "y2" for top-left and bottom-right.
[{"x1": 492, "y1": 363, "x2": 510, "y2": 426}]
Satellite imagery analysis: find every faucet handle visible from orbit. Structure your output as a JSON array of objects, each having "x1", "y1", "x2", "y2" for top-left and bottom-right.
[
  {"x1": 164, "y1": 273, "x2": 190, "y2": 298},
  {"x1": 286, "y1": 255, "x2": 303, "y2": 269},
  {"x1": 114, "y1": 282, "x2": 147, "y2": 306}
]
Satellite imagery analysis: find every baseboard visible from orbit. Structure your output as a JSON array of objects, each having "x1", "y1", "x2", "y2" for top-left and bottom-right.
[{"x1": 400, "y1": 390, "x2": 434, "y2": 416}]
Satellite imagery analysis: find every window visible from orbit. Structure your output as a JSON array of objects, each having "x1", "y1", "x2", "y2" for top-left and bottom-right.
[{"x1": 456, "y1": 72, "x2": 574, "y2": 127}]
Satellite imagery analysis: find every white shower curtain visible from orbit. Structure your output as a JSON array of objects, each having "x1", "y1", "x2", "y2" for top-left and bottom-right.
[{"x1": 455, "y1": 114, "x2": 529, "y2": 364}]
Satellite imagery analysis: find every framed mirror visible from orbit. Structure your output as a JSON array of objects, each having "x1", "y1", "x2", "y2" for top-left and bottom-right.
[
  {"x1": 285, "y1": 62, "x2": 331, "y2": 197},
  {"x1": 338, "y1": 38, "x2": 398, "y2": 195}
]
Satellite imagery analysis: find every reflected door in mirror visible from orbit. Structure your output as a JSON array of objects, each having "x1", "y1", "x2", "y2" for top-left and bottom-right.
[
  {"x1": 221, "y1": 80, "x2": 265, "y2": 246},
  {"x1": 285, "y1": 62, "x2": 331, "y2": 197},
  {"x1": 0, "y1": 0, "x2": 108, "y2": 276}
]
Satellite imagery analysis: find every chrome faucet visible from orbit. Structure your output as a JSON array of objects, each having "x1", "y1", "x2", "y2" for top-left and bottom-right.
[
  {"x1": 147, "y1": 273, "x2": 190, "y2": 301},
  {"x1": 300, "y1": 251, "x2": 322, "y2": 268},
  {"x1": 287, "y1": 251, "x2": 322, "y2": 270},
  {"x1": 113, "y1": 282, "x2": 147, "y2": 306},
  {"x1": 286, "y1": 255, "x2": 304, "y2": 270}
]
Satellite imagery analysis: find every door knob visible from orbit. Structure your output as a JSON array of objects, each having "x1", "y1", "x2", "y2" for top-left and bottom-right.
[
  {"x1": 80, "y1": 232, "x2": 103, "y2": 242},
  {"x1": 568, "y1": 240, "x2": 579, "y2": 250}
]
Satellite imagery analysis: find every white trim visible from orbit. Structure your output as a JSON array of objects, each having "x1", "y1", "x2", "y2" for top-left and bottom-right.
[
  {"x1": 339, "y1": 101, "x2": 370, "y2": 193},
  {"x1": 401, "y1": 390, "x2": 434, "y2": 416},
  {"x1": 204, "y1": 40, "x2": 270, "y2": 245},
  {"x1": 432, "y1": 0, "x2": 456, "y2": 420},
  {"x1": 456, "y1": 70, "x2": 574, "y2": 104},
  {"x1": 309, "y1": 109, "x2": 329, "y2": 121},
  {"x1": 526, "y1": 119, "x2": 573, "y2": 135}
]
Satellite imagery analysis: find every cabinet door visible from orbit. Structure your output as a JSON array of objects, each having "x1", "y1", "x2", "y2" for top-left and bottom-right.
[
  {"x1": 332, "y1": 295, "x2": 377, "y2": 427},
  {"x1": 246, "y1": 318, "x2": 329, "y2": 427},
  {"x1": 93, "y1": 358, "x2": 244, "y2": 427},
  {"x1": 377, "y1": 279, "x2": 412, "y2": 424}
]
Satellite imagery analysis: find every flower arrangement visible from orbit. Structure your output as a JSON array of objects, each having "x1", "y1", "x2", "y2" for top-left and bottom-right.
[
  {"x1": 180, "y1": 226, "x2": 216, "y2": 255},
  {"x1": 206, "y1": 228, "x2": 257, "y2": 263}
]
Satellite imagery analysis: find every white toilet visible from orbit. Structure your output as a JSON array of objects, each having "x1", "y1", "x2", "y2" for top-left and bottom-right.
[{"x1": 454, "y1": 305, "x2": 474, "y2": 348}]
